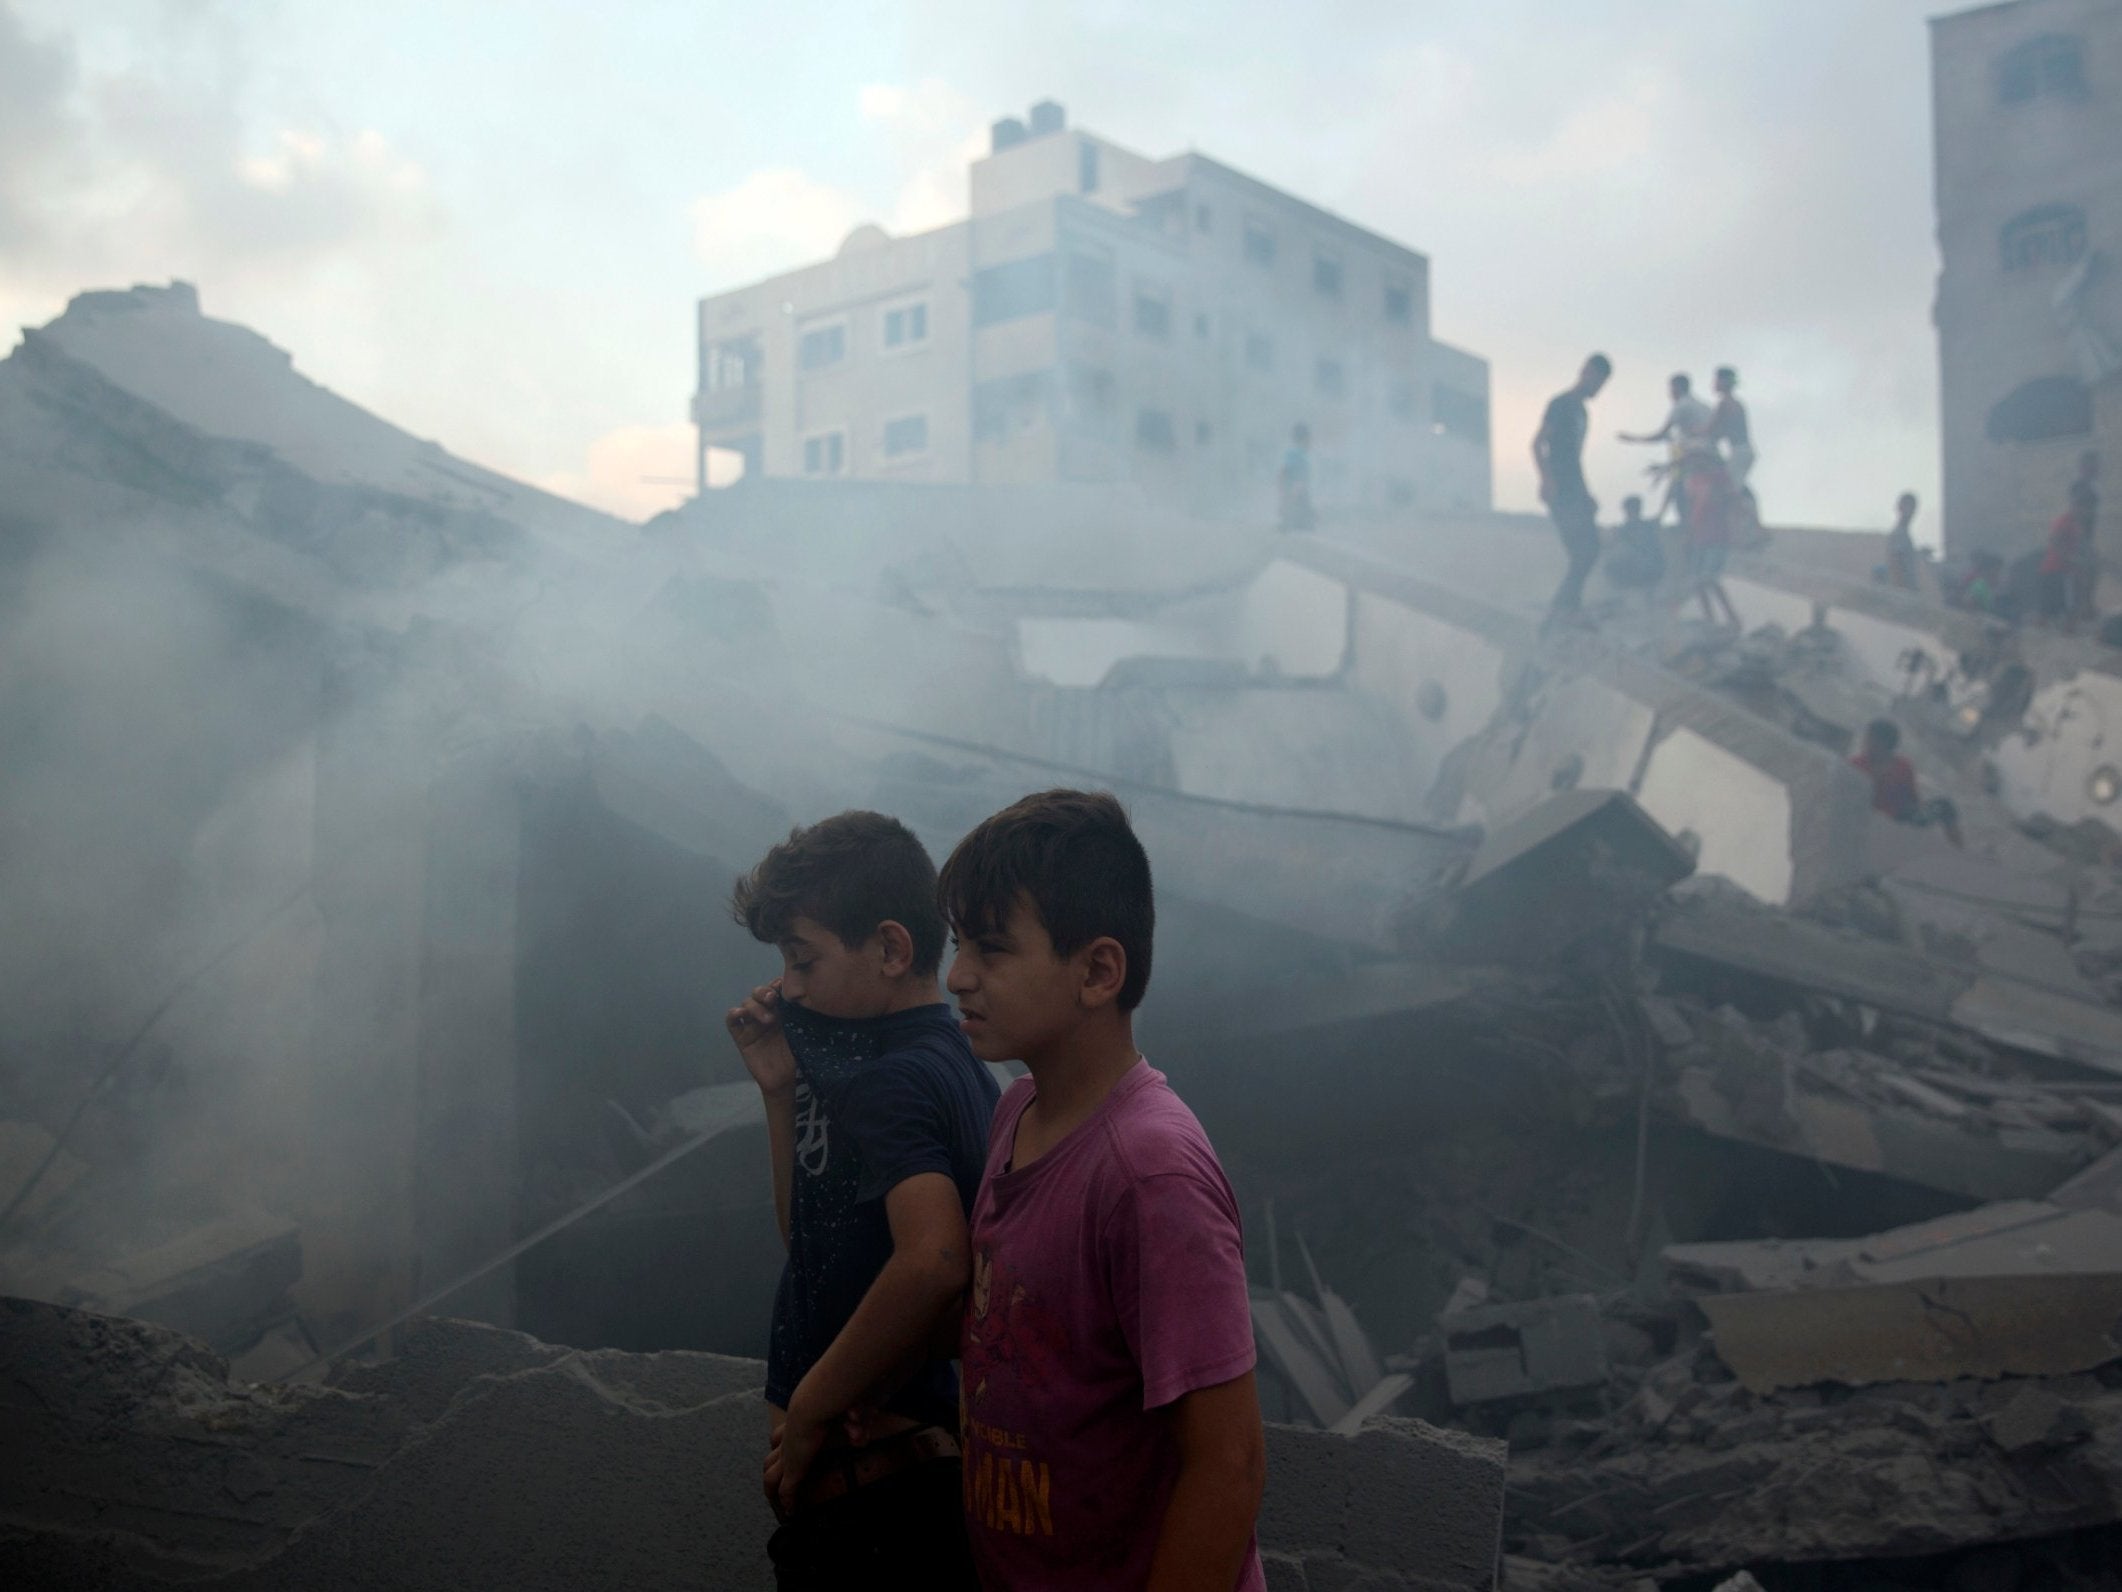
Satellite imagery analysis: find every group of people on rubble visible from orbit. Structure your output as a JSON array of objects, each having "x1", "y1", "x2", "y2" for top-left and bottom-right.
[
  {"x1": 726, "y1": 795, "x2": 1268, "y2": 1588},
  {"x1": 1532, "y1": 354, "x2": 1760, "y2": 631},
  {"x1": 1891, "y1": 450, "x2": 2104, "y2": 639}
]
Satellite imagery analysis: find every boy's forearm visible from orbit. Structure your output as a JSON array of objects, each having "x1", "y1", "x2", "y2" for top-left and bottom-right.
[
  {"x1": 1145, "y1": 1449, "x2": 1266, "y2": 1592},
  {"x1": 761, "y1": 1088, "x2": 796, "y2": 1247},
  {"x1": 789, "y1": 1248, "x2": 965, "y2": 1427}
]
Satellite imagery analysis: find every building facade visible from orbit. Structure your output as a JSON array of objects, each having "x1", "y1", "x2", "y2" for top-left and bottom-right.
[
  {"x1": 692, "y1": 103, "x2": 1492, "y2": 519},
  {"x1": 1933, "y1": 0, "x2": 2122, "y2": 560}
]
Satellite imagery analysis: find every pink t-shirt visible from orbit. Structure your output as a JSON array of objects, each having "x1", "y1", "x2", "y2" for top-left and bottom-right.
[{"x1": 960, "y1": 1060, "x2": 1264, "y2": 1591}]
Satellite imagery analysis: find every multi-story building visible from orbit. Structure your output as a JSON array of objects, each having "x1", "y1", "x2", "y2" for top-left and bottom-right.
[
  {"x1": 692, "y1": 102, "x2": 1492, "y2": 519},
  {"x1": 1932, "y1": 0, "x2": 2122, "y2": 560}
]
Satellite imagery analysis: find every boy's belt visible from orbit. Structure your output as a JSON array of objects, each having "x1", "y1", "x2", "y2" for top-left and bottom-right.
[{"x1": 797, "y1": 1425, "x2": 960, "y2": 1511}]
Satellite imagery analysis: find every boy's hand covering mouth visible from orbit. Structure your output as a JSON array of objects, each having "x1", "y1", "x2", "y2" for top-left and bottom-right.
[{"x1": 726, "y1": 979, "x2": 796, "y2": 1094}]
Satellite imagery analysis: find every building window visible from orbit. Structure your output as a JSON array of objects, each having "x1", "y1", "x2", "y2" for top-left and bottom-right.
[
  {"x1": 1135, "y1": 409, "x2": 1177, "y2": 451},
  {"x1": 1079, "y1": 141, "x2": 1101, "y2": 194},
  {"x1": 974, "y1": 372, "x2": 1050, "y2": 440},
  {"x1": 1986, "y1": 376, "x2": 2092, "y2": 443},
  {"x1": 1245, "y1": 332, "x2": 1274, "y2": 372},
  {"x1": 1194, "y1": 204, "x2": 1213, "y2": 233},
  {"x1": 1064, "y1": 249, "x2": 1117, "y2": 328},
  {"x1": 1313, "y1": 255, "x2": 1344, "y2": 299},
  {"x1": 881, "y1": 414, "x2": 929, "y2": 458},
  {"x1": 1383, "y1": 282, "x2": 1412, "y2": 324},
  {"x1": 1133, "y1": 287, "x2": 1172, "y2": 340},
  {"x1": 972, "y1": 253, "x2": 1058, "y2": 327},
  {"x1": 1434, "y1": 385, "x2": 1490, "y2": 444},
  {"x1": 1067, "y1": 362, "x2": 1116, "y2": 424},
  {"x1": 1315, "y1": 357, "x2": 1346, "y2": 398},
  {"x1": 704, "y1": 334, "x2": 760, "y2": 390},
  {"x1": 801, "y1": 431, "x2": 845, "y2": 475},
  {"x1": 882, "y1": 302, "x2": 929, "y2": 350},
  {"x1": 1243, "y1": 217, "x2": 1276, "y2": 267},
  {"x1": 1195, "y1": 420, "x2": 1213, "y2": 446},
  {"x1": 798, "y1": 323, "x2": 847, "y2": 371},
  {"x1": 1997, "y1": 34, "x2": 2085, "y2": 104},
  {"x1": 2000, "y1": 204, "x2": 2088, "y2": 271},
  {"x1": 1388, "y1": 379, "x2": 1418, "y2": 421}
]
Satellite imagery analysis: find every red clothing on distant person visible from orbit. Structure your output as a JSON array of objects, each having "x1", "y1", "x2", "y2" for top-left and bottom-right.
[
  {"x1": 2041, "y1": 511, "x2": 2087, "y2": 577},
  {"x1": 1851, "y1": 750, "x2": 1920, "y2": 821}
]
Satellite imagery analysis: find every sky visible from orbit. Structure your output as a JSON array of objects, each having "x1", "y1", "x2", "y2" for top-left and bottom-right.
[{"x1": 1, "y1": 0, "x2": 1956, "y2": 535}]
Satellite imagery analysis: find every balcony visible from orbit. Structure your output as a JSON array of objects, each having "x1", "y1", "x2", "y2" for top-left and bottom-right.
[{"x1": 692, "y1": 384, "x2": 761, "y2": 430}]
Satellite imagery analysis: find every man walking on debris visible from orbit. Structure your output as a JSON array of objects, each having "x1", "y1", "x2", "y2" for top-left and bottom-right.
[
  {"x1": 726, "y1": 811, "x2": 998, "y2": 1589},
  {"x1": 1851, "y1": 719, "x2": 1963, "y2": 848},
  {"x1": 1883, "y1": 492, "x2": 1921, "y2": 592},
  {"x1": 1534, "y1": 353, "x2": 1613, "y2": 628},
  {"x1": 942, "y1": 790, "x2": 1267, "y2": 1590}
]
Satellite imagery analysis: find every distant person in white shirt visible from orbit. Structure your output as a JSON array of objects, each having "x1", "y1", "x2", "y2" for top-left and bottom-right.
[
  {"x1": 1621, "y1": 373, "x2": 1714, "y2": 525},
  {"x1": 1620, "y1": 373, "x2": 1714, "y2": 460}
]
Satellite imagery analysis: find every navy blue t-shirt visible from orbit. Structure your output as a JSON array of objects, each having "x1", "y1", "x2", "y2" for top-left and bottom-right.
[{"x1": 766, "y1": 1001, "x2": 999, "y2": 1430}]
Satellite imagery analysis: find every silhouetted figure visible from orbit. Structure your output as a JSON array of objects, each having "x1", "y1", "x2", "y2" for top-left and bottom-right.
[
  {"x1": 1278, "y1": 423, "x2": 1314, "y2": 532},
  {"x1": 1883, "y1": 492, "x2": 1920, "y2": 591},
  {"x1": 1533, "y1": 354, "x2": 1612, "y2": 626},
  {"x1": 1604, "y1": 494, "x2": 1666, "y2": 592},
  {"x1": 2040, "y1": 481, "x2": 2098, "y2": 627}
]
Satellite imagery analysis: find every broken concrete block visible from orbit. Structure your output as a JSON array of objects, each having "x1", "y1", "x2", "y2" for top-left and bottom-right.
[
  {"x1": 1262, "y1": 1417, "x2": 1506, "y2": 1592},
  {"x1": 1441, "y1": 1295, "x2": 1608, "y2": 1405},
  {"x1": 1983, "y1": 1386, "x2": 2093, "y2": 1455}
]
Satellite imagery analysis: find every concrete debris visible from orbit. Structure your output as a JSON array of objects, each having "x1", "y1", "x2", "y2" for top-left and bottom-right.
[
  {"x1": 1446, "y1": 790, "x2": 1694, "y2": 969},
  {"x1": 2, "y1": 1296, "x2": 1509, "y2": 1592},
  {"x1": 3, "y1": 1208, "x2": 301, "y2": 1357},
  {"x1": 1506, "y1": 1348, "x2": 2122, "y2": 1573},
  {"x1": 1669, "y1": 1193, "x2": 2122, "y2": 1392},
  {"x1": 1660, "y1": 1003, "x2": 2105, "y2": 1202},
  {"x1": 1252, "y1": 1248, "x2": 1409, "y2": 1432},
  {"x1": 1441, "y1": 1295, "x2": 1609, "y2": 1406}
]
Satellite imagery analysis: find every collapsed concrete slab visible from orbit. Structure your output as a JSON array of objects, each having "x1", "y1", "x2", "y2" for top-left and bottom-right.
[
  {"x1": 1667, "y1": 1197, "x2": 2122, "y2": 1393},
  {"x1": 2, "y1": 1298, "x2": 1512, "y2": 1592}
]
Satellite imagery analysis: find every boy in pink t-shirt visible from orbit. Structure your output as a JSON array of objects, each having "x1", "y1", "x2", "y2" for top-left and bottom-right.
[{"x1": 938, "y1": 789, "x2": 1267, "y2": 1591}]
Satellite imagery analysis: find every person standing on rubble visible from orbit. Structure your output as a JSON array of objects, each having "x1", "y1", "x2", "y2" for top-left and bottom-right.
[
  {"x1": 2070, "y1": 449, "x2": 2101, "y2": 624},
  {"x1": 1710, "y1": 366, "x2": 1761, "y2": 545},
  {"x1": 1277, "y1": 423, "x2": 1315, "y2": 532},
  {"x1": 1851, "y1": 719, "x2": 1964, "y2": 848},
  {"x1": 2039, "y1": 480, "x2": 2098, "y2": 629},
  {"x1": 726, "y1": 811, "x2": 998, "y2": 1589},
  {"x1": 941, "y1": 790, "x2": 1267, "y2": 1591},
  {"x1": 1883, "y1": 493, "x2": 1921, "y2": 592},
  {"x1": 1534, "y1": 353, "x2": 1613, "y2": 628}
]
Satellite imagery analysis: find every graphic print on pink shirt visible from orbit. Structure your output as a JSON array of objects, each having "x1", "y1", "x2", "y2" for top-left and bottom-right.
[{"x1": 959, "y1": 1060, "x2": 1265, "y2": 1591}]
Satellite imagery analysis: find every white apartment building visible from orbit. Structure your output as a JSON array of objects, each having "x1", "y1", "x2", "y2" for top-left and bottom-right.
[
  {"x1": 1932, "y1": 0, "x2": 2122, "y2": 559},
  {"x1": 691, "y1": 102, "x2": 1492, "y2": 520}
]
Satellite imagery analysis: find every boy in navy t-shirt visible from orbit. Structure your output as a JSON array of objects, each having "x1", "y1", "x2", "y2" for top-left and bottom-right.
[{"x1": 727, "y1": 811, "x2": 998, "y2": 1588}]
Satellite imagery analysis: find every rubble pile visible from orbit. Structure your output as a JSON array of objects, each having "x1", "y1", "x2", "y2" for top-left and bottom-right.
[
  {"x1": 7, "y1": 287, "x2": 2122, "y2": 1588},
  {"x1": 0, "y1": 1297, "x2": 1510, "y2": 1592}
]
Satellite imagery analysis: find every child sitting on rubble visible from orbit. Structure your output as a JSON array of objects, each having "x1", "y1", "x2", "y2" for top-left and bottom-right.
[
  {"x1": 725, "y1": 811, "x2": 998, "y2": 1588},
  {"x1": 940, "y1": 789, "x2": 1267, "y2": 1590},
  {"x1": 1850, "y1": 719, "x2": 1964, "y2": 849},
  {"x1": 1603, "y1": 494, "x2": 1667, "y2": 594}
]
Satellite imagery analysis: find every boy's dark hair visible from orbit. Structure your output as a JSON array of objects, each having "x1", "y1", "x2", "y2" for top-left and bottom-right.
[
  {"x1": 938, "y1": 789, "x2": 1155, "y2": 1011},
  {"x1": 1585, "y1": 353, "x2": 1612, "y2": 379},
  {"x1": 731, "y1": 810, "x2": 946, "y2": 975},
  {"x1": 1864, "y1": 718, "x2": 1901, "y2": 753}
]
